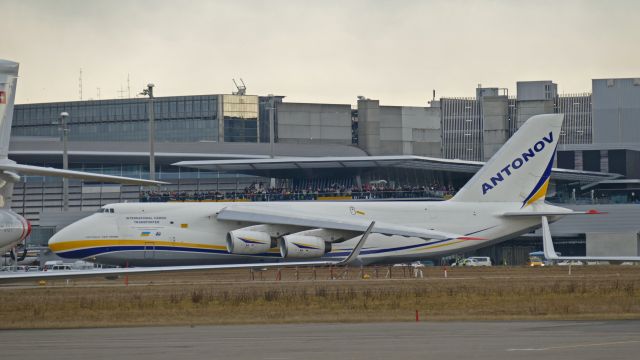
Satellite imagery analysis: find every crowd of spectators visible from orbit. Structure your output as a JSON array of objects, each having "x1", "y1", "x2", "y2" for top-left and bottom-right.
[{"x1": 140, "y1": 181, "x2": 457, "y2": 203}]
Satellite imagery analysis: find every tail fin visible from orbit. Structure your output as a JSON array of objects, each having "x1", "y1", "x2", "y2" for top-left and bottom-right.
[
  {"x1": 0, "y1": 60, "x2": 19, "y2": 160},
  {"x1": 451, "y1": 113, "x2": 563, "y2": 207},
  {"x1": 0, "y1": 60, "x2": 19, "y2": 209}
]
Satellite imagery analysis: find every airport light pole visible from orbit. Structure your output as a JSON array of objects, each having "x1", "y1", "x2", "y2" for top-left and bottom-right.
[
  {"x1": 268, "y1": 94, "x2": 275, "y2": 158},
  {"x1": 140, "y1": 84, "x2": 155, "y2": 181},
  {"x1": 58, "y1": 112, "x2": 69, "y2": 211}
]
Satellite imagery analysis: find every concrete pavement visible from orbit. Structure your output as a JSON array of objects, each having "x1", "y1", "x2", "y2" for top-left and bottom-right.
[{"x1": 2, "y1": 320, "x2": 640, "y2": 360}]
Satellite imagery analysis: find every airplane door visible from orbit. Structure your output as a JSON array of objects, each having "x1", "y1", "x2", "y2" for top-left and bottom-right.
[{"x1": 144, "y1": 242, "x2": 155, "y2": 259}]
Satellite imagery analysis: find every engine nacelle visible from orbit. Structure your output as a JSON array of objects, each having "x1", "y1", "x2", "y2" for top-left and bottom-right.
[
  {"x1": 279, "y1": 235, "x2": 331, "y2": 259},
  {"x1": 226, "y1": 230, "x2": 272, "y2": 255},
  {"x1": 0, "y1": 211, "x2": 30, "y2": 253}
]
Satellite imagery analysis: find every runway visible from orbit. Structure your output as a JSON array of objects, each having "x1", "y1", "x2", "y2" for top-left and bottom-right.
[{"x1": 2, "y1": 321, "x2": 639, "y2": 360}]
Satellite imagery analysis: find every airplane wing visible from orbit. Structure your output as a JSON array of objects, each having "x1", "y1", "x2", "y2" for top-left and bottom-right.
[
  {"x1": 216, "y1": 205, "x2": 481, "y2": 241},
  {"x1": 0, "y1": 162, "x2": 167, "y2": 186},
  {"x1": 0, "y1": 222, "x2": 374, "y2": 283},
  {"x1": 541, "y1": 216, "x2": 640, "y2": 262}
]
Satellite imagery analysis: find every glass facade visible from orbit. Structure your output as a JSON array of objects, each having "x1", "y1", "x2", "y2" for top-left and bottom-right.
[
  {"x1": 222, "y1": 94, "x2": 258, "y2": 142},
  {"x1": 13, "y1": 95, "x2": 219, "y2": 142},
  {"x1": 258, "y1": 96, "x2": 283, "y2": 143}
]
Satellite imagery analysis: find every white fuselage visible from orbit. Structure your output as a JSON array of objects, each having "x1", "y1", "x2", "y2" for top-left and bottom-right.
[{"x1": 48, "y1": 200, "x2": 568, "y2": 266}]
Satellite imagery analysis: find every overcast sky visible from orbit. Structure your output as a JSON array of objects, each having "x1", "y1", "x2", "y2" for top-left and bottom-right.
[{"x1": 3, "y1": 0, "x2": 639, "y2": 106}]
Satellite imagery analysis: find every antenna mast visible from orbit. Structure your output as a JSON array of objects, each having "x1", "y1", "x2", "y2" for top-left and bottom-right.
[{"x1": 79, "y1": 68, "x2": 83, "y2": 100}]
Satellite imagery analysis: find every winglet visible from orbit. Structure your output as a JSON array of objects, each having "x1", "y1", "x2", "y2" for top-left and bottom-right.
[
  {"x1": 541, "y1": 216, "x2": 559, "y2": 260},
  {"x1": 337, "y1": 221, "x2": 374, "y2": 265}
]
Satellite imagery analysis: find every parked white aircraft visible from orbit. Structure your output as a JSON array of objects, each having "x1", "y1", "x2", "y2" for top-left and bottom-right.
[
  {"x1": 541, "y1": 216, "x2": 640, "y2": 262},
  {"x1": 0, "y1": 60, "x2": 163, "y2": 257},
  {"x1": 42, "y1": 111, "x2": 599, "y2": 269}
]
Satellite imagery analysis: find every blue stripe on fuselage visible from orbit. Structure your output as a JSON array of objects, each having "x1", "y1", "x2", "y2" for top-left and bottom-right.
[
  {"x1": 56, "y1": 245, "x2": 281, "y2": 259},
  {"x1": 57, "y1": 226, "x2": 500, "y2": 260}
]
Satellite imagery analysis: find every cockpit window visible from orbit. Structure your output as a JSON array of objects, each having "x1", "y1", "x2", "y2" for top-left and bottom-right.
[
  {"x1": 110, "y1": 208, "x2": 115, "y2": 213},
  {"x1": 98, "y1": 208, "x2": 115, "y2": 213}
]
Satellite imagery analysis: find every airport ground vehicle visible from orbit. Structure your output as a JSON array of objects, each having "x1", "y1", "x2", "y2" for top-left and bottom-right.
[
  {"x1": 527, "y1": 251, "x2": 556, "y2": 266},
  {"x1": 465, "y1": 257, "x2": 492, "y2": 266},
  {"x1": 451, "y1": 257, "x2": 491, "y2": 267},
  {"x1": 528, "y1": 256, "x2": 545, "y2": 267},
  {"x1": 0, "y1": 265, "x2": 38, "y2": 272},
  {"x1": 451, "y1": 259, "x2": 472, "y2": 267},
  {"x1": 43, "y1": 264, "x2": 73, "y2": 271},
  {"x1": 557, "y1": 260, "x2": 584, "y2": 266},
  {"x1": 42, "y1": 260, "x2": 96, "y2": 271}
]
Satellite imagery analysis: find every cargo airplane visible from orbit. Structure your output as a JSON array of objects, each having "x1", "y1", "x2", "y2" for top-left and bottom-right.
[
  {"x1": 44, "y1": 112, "x2": 599, "y2": 269},
  {"x1": 1, "y1": 110, "x2": 613, "y2": 282},
  {"x1": 0, "y1": 59, "x2": 164, "y2": 258}
]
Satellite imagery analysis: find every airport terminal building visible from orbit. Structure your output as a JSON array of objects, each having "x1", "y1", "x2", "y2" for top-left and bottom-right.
[{"x1": 9, "y1": 77, "x2": 640, "y2": 264}]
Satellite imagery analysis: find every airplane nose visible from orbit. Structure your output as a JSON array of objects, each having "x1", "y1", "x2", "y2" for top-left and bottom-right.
[
  {"x1": 47, "y1": 226, "x2": 72, "y2": 254},
  {"x1": 47, "y1": 230, "x2": 63, "y2": 251},
  {"x1": 47, "y1": 214, "x2": 105, "y2": 258},
  {"x1": 47, "y1": 226, "x2": 82, "y2": 260}
]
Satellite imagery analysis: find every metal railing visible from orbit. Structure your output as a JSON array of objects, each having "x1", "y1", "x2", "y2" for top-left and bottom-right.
[{"x1": 140, "y1": 189, "x2": 454, "y2": 202}]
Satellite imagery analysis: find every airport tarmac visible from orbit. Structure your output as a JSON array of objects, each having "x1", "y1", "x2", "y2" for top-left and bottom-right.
[{"x1": 2, "y1": 321, "x2": 639, "y2": 360}]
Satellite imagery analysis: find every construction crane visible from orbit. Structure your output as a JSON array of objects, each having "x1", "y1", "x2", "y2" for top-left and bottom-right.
[{"x1": 232, "y1": 79, "x2": 247, "y2": 96}]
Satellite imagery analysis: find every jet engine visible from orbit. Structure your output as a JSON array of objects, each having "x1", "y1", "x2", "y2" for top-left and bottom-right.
[
  {"x1": 226, "y1": 230, "x2": 273, "y2": 255},
  {"x1": 279, "y1": 235, "x2": 331, "y2": 259},
  {"x1": 0, "y1": 211, "x2": 31, "y2": 254}
]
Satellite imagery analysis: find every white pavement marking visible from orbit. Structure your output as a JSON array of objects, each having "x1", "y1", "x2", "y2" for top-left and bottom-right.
[{"x1": 507, "y1": 339, "x2": 640, "y2": 351}]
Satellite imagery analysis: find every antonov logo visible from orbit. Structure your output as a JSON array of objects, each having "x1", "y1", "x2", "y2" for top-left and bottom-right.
[{"x1": 482, "y1": 131, "x2": 554, "y2": 195}]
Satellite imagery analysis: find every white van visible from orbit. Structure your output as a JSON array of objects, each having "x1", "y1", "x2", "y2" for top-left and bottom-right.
[
  {"x1": 43, "y1": 261, "x2": 73, "y2": 271},
  {"x1": 465, "y1": 257, "x2": 492, "y2": 267}
]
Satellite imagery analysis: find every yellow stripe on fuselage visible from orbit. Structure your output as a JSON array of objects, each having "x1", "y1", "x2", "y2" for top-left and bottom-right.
[
  {"x1": 49, "y1": 239, "x2": 227, "y2": 252},
  {"x1": 410, "y1": 239, "x2": 465, "y2": 253}
]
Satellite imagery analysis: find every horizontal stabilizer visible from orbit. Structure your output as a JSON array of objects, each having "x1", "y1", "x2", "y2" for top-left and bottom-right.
[{"x1": 502, "y1": 209, "x2": 604, "y2": 217}]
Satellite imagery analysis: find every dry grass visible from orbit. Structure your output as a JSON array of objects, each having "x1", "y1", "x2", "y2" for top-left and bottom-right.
[{"x1": 2, "y1": 265, "x2": 640, "y2": 329}]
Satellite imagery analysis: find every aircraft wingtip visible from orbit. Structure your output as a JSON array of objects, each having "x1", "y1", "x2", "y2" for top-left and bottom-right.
[{"x1": 457, "y1": 236, "x2": 486, "y2": 241}]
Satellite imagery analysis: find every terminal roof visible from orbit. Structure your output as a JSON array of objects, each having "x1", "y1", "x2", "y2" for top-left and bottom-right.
[{"x1": 173, "y1": 155, "x2": 621, "y2": 182}]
